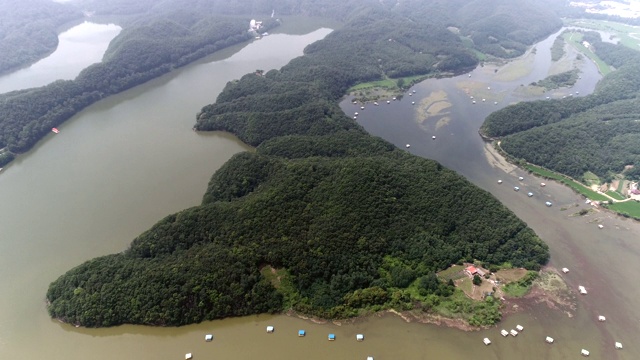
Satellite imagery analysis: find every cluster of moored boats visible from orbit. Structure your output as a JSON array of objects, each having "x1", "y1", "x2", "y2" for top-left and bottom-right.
[{"x1": 183, "y1": 327, "x2": 375, "y2": 360}]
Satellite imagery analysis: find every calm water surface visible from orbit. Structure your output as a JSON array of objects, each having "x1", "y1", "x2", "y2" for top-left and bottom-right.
[
  {"x1": 0, "y1": 21, "x2": 121, "y2": 94},
  {"x1": 343, "y1": 27, "x2": 639, "y2": 359},
  {"x1": 1, "y1": 24, "x2": 637, "y2": 360}
]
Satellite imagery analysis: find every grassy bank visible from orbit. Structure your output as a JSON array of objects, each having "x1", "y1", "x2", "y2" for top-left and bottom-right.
[
  {"x1": 524, "y1": 164, "x2": 609, "y2": 201},
  {"x1": 563, "y1": 31, "x2": 612, "y2": 75},
  {"x1": 606, "y1": 201, "x2": 640, "y2": 219}
]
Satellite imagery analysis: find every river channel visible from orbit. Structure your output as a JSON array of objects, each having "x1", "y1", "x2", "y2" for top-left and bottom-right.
[
  {"x1": 0, "y1": 23, "x2": 638, "y2": 359},
  {"x1": 0, "y1": 21, "x2": 121, "y2": 94}
]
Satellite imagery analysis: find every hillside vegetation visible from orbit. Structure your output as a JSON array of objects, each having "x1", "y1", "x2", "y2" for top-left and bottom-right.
[
  {"x1": 46, "y1": 1, "x2": 556, "y2": 327},
  {"x1": 0, "y1": 0, "x2": 82, "y2": 75},
  {"x1": 481, "y1": 31, "x2": 640, "y2": 183}
]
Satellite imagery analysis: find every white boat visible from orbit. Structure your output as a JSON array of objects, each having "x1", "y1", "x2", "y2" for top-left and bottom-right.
[
  {"x1": 578, "y1": 285, "x2": 587, "y2": 295},
  {"x1": 527, "y1": 192, "x2": 533, "y2": 197},
  {"x1": 501, "y1": 329, "x2": 509, "y2": 337},
  {"x1": 562, "y1": 267, "x2": 569, "y2": 273},
  {"x1": 514, "y1": 186, "x2": 520, "y2": 191},
  {"x1": 483, "y1": 338, "x2": 491, "y2": 345},
  {"x1": 581, "y1": 349, "x2": 590, "y2": 356},
  {"x1": 510, "y1": 329, "x2": 518, "y2": 336},
  {"x1": 598, "y1": 315, "x2": 606, "y2": 322},
  {"x1": 615, "y1": 342, "x2": 623, "y2": 349},
  {"x1": 356, "y1": 334, "x2": 364, "y2": 341},
  {"x1": 205, "y1": 334, "x2": 213, "y2": 341},
  {"x1": 374, "y1": 102, "x2": 379, "y2": 106},
  {"x1": 598, "y1": 224, "x2": 604, "y2": 229},
  {"x1": 360, "y1": 106, "x2": 365, "y2": 110},
  {"x1": 546, "y1": 336, "x2": 554, "y2": 344},
  {"x1": 432, "y1": 136, "x2": 436, "y2": 140},
  {"x1": 354, "y1": 112, "x2": 359, "y2": 116},
  {"x1": 498, "y1": 180, "x2": 502, "y2": 184},
  {"x1": 472, "y1": 100, "x2": 476, "y2": 104},
  {"x1": 545, "y1": 201, "x2": 552, "y2": 207},
  {"x1": 266, "y1": 326, "x2": 274, "y2": 333},
  {"x1": 412, "y1": 101, "x2": 415, "y2": 105},
  {"x1": 540, "y1": 182, "x2": 546, "y2": 187},
  {"x1": 387, "y1": 100, "x2": 390, "y2": 104},
  {"x1": 518, "y1": 176, "x2": 524, "y2": 181},
  {"x1": 516, "y1": 325, "x2": 524, "y2": 331},
  {"x1": 185, "y1": 353, "x2": 193, "y2": 360},
  {"x1": 52, "y1": 127, "x2": 60, "y2": 134}
]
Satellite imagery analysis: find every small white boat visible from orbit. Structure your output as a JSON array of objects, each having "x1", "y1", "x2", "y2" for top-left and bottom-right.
[
  {"x1": 468, "y1": 74, "x2": 471, "y2": 77},
  {"x1": 185, "y1": 353, "x2": 193, "y2": 360},
  {"x1": 483, "y1": 338, "x2": 491, "y2": 345},
  {"x1": 266, "y1": 326, "x2": 274, "y2": 333},
  {"x1": 354, "y1": 112, "x2": 359, "y2": 116},
  {"x1": 482, "y1": 98, "x2": 486, "y2": 102},
  {"x1": 472, "y1": 100, "x2": 476, "y2": 104},
  {"x1": 498, "y1": 180, "x2": 502, "y2": 184},
  {"x1": 518, "y1": 176, "x2": 524, "y2": 181},
  {"x1": 374, "y1": 102, "x2": 379, "y2": 106},
  {"x1": 516, "y1": 325, "x2": 524, "y2": 332},
  {"x1": 367, "y1": 357, "x2": 374, "y2": 360},
  {"x1": 393, "y1": 97, "x2": 396, "y2": 101},
  {"x1": 52, "y1": 127, "x2": 60, "y2": 134},
  {"x1": 470, "y1": 96, "x2": 473, "y2": 99},
  {"x1": 562, "y1": 267, "x2": 569, "y2": 273},
  {"x1": 581, "y1": 349, "x2": 590, "y2": 356},
  {"x1": 205, "y1": 334, "x2": 213, "y2": 342},
  {"x1": 487, "y1": 86, "x2": 491, "y2": 90},
  {"x1": 598, "y1": 315, "x2": 606, "y2": 322},
  {"x1": 360, "y1": 106, "x2": 365, "y2": 110},
  {"x1": 494, "y1": 101, "x2": 498, "y2": 105},
  {"x1": 578, "y1": 285, "x2": 587, "y2": 295},
  {"x1": 510, "y1": 329, "x2": 518, "y2": 336},
  {"x1": 546, "y1": 336, "x2": 554, "y2": 344},
  {"x1": 412, "y1": 101, "x2": 415, "y2": 105},
  {"x1": 387, "y1": 100, "x2": 390, "y2": 104},
  {"x1": 540, "y1": 182, "x2": 546, "y2": 187},
  {"x1": 615, "y1": 342, "x2": 623, "y2": 349},
  {"x1": 546, "y1": 201, "x2": 553, "y2": 207},
  {"x1": 432, "y1": 136, "x2": 436, "y2": 140},
  {"x1": 598, "y1": 224, "x2": 604, "y2": 229},
  {"x1": 356, "y1": 334, "x2": 364, "y2": 341},
  {"x1": 501, "y1": 329, "x2": 509, "y2": 337},
  {"x1": 405, "y1": 144, "x2": 411, "y2": 148},
  {"x1": 514, "y1": 186, "x2": 520, "y2": 191},
  {"x1": 527, "y1": 192, "x2": 533, "y2": 197},
  {"x1": 412, "y1": 90, "x2": 416, "y2": 93}
]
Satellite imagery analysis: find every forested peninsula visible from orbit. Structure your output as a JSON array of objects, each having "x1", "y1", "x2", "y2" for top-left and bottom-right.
[
  {"x1": 46, "y1": 0, "x2": 558, "y2": 328},
  {"x1": 481, "y1": 32, "x2": 640, "y2": 184}
]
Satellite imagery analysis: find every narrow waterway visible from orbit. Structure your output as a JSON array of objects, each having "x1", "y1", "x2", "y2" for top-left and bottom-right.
[
  {"x1": 0, "y1": 21, "x2": 121, "y2": 94},
  {"x1": 0, "y1": 27, "x2": 333, "y2": 360}
]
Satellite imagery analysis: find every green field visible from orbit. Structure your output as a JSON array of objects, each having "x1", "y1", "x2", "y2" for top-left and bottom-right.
[
  {"x1": 524, "y1": 164, "x2": 609, "y2": 201},
  {"x1": 607, "y1": 201, "x2": 640, "y2": 219},
  {"x1": 348, "y1": 74, "x2": 429, "y2": 92},
  {"x1": 563, "y1": 31, "x2": 612, "y2": 75},
  {"x1": 564, "y1": 19, "x2": 640, "y2": 53},
  {"x1": 606, "y1": 190, "x2": 626, "y2": 200}
]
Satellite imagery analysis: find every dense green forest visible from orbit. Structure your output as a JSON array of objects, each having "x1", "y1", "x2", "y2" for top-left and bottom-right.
[
  {"x1": 0, "y1": 0, "x2": 82, "y2": 74},
  {"x1": 481, "y1": 32, "x2": 640, "y2": 182},
  {"x1": 46, "y1": 1, "x2": 557, "y2": 327}
]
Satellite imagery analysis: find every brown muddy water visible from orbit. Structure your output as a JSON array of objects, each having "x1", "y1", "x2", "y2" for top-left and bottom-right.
[{"x1": 0, "y1": 23, "x2": 636, "y2": 359}]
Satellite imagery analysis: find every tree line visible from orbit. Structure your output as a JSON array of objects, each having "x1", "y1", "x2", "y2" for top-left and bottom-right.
[{"x1": 47, "y1": 0, "x2": 557, "y2": 328}]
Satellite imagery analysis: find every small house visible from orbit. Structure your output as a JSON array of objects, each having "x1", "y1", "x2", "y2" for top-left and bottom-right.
[
  {"x1": 266, "y1": 326, "x2": 274, "y2": 333},
  {"x1": 581, "y1": 349, "x2": 590, "y2": 356},
  {"x1": 356, "y1": 334, "x2": 364, "y2": 341},
  {"x1": 615, "y1": 342, "x2": 623, "y2": 349},
  {"x1": 298, "y1": 330, "x2": 306, "y2": 337},
  {"x1": 465, "y1": 266, "x2": 478, "y2": 276},
  {"x1": 546, "y1": 336, "x2": 554, "y2": 344},
  {"x1": 205, "y1": 334, "x2": 213, "y2": 342},
  {"x1": 483, "y1": 338, "x2": 491, "y2": 345},
  {"x1": 516, "y1": 325, "x2": 524, "y2": 331},
  {"x1": 328, "y1": 334, "x2": 336, "y2": 341}
]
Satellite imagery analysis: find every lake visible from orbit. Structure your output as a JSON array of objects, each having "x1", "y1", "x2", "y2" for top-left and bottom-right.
[
  {"x1": 0, "y1": 23, "x2": 638, "y2": 360},
  {"x1": 0, "y1": 21, "x2": 121, "y2": 94}
]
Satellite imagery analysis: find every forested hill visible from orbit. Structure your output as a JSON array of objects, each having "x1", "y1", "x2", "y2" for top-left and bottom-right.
[
  {"x1": 47, "y1": 1, "x2": 555, "y2": 328},
  {"x1": 481, "y1": 32, "x2": 640, "y2": 182},
  {"x1": 0, "y1": 0, "x2": 82, "y2": 74}
]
